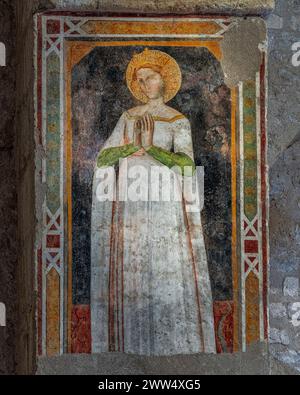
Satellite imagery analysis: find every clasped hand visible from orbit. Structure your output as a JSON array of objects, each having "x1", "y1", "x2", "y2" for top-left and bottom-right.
[{"x1": 133, "y1": 112, "x2": 154, "y2": 150}]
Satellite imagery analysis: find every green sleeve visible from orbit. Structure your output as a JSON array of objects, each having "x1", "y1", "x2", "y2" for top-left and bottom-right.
[
  {"x1": 146, "y1": 145, "x2": 196, "y2": 176},
  {"x1": 97, "y1": 143, "x2": 140, "y2": 168}
]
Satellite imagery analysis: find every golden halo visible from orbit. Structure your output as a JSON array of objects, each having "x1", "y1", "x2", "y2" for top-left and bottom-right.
[{"x1": 126, "y1": 48, "x2": 182, "y2": 103}]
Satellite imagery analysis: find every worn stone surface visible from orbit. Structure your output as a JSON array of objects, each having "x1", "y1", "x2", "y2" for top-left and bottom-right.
[
  {"x1": 269, "y1": 138, "x2": 300, "y2": 371},
  {"x1": 283, "y1": 277, "x2": 299, "y2": 299},
  {"x1": 220, "y1": 18, "x2": 266, "y2": 88},
  {"x1": 270, "y1": 303, "x2": 287, "y2": 319},
  {"x1": 267, "y1": 0, "x2": 300, "y2": 167},
  {"x1": 269, "y1": 328, "x2": 290, "y2": 345},
  {"x1": 36, "y1": 343, "x2": 298, "y2": 375},
  {"x1": 33, "y1": 0, "x2": 275, "y2": 15},
  {"x1": 268, "y1": 0, "x2": 300, "y2": 372}
]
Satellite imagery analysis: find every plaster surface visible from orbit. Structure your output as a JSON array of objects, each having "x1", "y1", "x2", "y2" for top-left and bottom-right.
[
  {"x1": 34, "y1": 0, "x2": 275, "y2": 15},
  {"x1": 36, "y1": 343, "x2": 298, "y2": 375}
]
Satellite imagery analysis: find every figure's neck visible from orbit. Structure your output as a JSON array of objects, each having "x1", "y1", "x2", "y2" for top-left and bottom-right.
[{"x1": 146, "y1": 97, "x2": 164, "y2": 109}]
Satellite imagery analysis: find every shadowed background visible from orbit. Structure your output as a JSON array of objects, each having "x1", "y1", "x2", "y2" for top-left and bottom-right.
[{"x1": 71, "y1": 44, "x2": 232, "y2": 305}]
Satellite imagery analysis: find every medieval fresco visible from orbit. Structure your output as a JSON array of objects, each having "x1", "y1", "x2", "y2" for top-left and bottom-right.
[{"x1": 35, "y1": 15, "x2": 268, "y2": 356}]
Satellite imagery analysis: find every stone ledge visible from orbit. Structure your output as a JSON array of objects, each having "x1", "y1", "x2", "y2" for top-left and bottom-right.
[
  {"x1": 35, "y1": 0, "x2": 275, "y2": 16},
  {"x1": 36, "y1": 343, "x2": 299, "y2": 375}
]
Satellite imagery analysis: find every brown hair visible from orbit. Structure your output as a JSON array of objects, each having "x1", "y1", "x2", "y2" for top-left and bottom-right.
[{"x1": 133, "y1": 63, "x2": 163, "y2": 81}]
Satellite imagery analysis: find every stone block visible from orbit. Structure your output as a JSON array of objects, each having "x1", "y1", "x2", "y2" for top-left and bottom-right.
[
  {"x1": 277, "y1": 350, "x2": 300, "y2": 365},
  {"x1": 269, "y1": 328, "x2": 290, "y2": 345},
  {"x1": 288, "y1": 302, "x2": 300, "y2": 327},
  {"x1": 270, "y1": 303, "x2": 287, "y2": 318},
  {"x1": 267, "y1": 14, "x2": 283, "y2": 29},
  {"x1": 34, "y1": 0, "x2": 275, "y2": 15},
  {"x1": 283, "y1": 277, "x2": 299, "y2": 298}
]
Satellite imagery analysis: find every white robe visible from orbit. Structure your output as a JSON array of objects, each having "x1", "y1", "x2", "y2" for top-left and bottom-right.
[{"x1": 91, "y1": 111, "x2": 216, "y2": 355}]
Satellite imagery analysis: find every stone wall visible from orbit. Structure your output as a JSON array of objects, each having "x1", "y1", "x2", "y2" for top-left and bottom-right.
[
  {"x1": 267, "y1": 0, "x2": 300, "y2": 372},
  {"x1": 34, "y1": 0, "x2": 275, "y2": 15},
  {"x1": 0, "y1": 0, "x2": 299, "y2": 374}
]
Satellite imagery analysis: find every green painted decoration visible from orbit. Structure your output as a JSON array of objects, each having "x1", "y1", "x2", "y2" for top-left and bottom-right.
[
  {"x1": 46, "y1": 52, "x2": 61, "y2": 214},
  {"x1": 243, "y1": 80, "x2": 257, "y2": 221}
]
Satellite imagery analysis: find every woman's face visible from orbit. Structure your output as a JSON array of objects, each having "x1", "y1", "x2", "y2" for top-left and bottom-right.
[{"x1": 136, "y1": 67, "x2": 164, "y2": 100}]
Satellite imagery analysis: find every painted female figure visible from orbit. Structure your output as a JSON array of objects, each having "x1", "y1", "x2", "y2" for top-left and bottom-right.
[{"x1": 91, "y1": 49, "x2": 216, "y2": 355}]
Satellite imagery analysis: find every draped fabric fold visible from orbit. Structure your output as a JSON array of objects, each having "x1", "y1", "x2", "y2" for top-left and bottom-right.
[{"x1": 91, "y1": 112, "x2": 216, "y2": 355}]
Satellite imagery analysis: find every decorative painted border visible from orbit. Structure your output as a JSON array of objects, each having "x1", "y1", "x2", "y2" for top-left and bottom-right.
[
  {"x1": 238, "y1": 54, "x2": 269, "y2": 350},
  {"x1": 35, "y1": 13, "x2": 268, "y2": 356}
]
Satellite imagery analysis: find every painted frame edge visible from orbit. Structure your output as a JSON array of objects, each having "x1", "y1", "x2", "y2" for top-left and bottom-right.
[{"x1": 34, "y1": 12, "x2": 270, "y2": 356}]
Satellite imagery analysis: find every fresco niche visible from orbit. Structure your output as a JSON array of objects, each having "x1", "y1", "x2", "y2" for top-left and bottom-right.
[
  {"x1": 71, "y1": 45, "x2": 232, "y2": 355},
  {"x1": 35, "y1": 15, "x2": 268, "y2": 356}
]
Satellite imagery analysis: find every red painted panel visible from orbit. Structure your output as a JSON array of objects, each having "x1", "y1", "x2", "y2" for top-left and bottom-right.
[
  {"x1": 71, "y1": 305, "x2": 91, "y2": 353},
  {"x1": 213, "y1": 301, "x2": 234, "y2": 353},
  {"x1": 46, "y1": 234, "x2": 60, "y2": 248},
  {"x1": 47, "y1": 20, "x2": 61, "y2": 34},
  {"x1": 244, "y1": 239, "x2": 258, "y2": 253},
  {"x1": 37, "y1": 247, "x2": 42, "y2": 355}
]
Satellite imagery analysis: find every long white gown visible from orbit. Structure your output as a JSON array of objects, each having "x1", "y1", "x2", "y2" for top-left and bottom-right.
[{"x1": 91, "y1": 111, "x2": 216, "y2": 355}]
